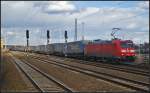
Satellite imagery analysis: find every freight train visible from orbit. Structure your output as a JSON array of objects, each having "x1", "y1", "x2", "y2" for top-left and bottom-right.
[{"x1": 7, "y1": 39, "x2": 136, "y2": 62}]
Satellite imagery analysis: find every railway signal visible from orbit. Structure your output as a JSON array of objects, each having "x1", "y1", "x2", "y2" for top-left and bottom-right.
[
  {"x1": 26, "y1": 30, "x2": 29, "y2": 53},
  {"x1": 64, "y1": 30, "x2": 68, "y2": 57},
  {"x1": 47, "y1": 30, "x2": 50, "y2": 39},
  {"x1": 47, "y1": 30, "x2": 50, "y2": 45},
  {"x1": 64, "y1": 30, "x2": 68, "y2": 40},
  {"x1": 26, "y1": 30, "x2": 29, "y2": 39}
]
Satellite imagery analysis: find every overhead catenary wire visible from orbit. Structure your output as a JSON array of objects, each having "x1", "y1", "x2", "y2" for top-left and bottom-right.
[
  {"x1": 113, "y1": 12, "x2": 147, "y2": 25},
  {"x1": 21, "y1": 4, "x2": 40, "y2": 46},
  {"x1": 102, "y1": 1, "x2": 148, "y2": 27},
  {"x1": 110, "y1": 12, "x2": 147, "y2": 37}
]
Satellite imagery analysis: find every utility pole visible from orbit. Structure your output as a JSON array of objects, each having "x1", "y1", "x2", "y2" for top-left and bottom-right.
[
  {"x1": 74, "y1": 18, "x2": 77, "y2": 41},
  {"x1": 82, "y1": 22, "x2": 85, "y2": 40}
]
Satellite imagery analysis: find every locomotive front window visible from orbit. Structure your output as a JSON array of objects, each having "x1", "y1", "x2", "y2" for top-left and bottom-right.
[{"x1": 121, "y1": 42, "x2": 133, "y2": 48}]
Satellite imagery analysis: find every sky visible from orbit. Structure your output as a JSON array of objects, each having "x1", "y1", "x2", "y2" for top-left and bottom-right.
[{"x1": 1, "y1": 1, "x2": 149, "y2": 45}]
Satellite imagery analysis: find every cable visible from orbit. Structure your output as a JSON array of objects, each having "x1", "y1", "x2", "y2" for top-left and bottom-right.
[
  {"x1": 109, "y1": 12, "x2": 147, "y2": 28},
  {"x1": 115, "y1": 12, "x2": 147, "y2": 23}
]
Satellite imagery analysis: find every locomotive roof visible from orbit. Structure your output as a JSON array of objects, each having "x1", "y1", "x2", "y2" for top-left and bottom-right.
[
  {"x1": 67, "y1": 40, "x2": 91, "y2": 43},
  {"x1": 92, "y1": 39, "x2": 133, "y2": 44},
  {"x1": 47, "y1": 40, "x2": 91, "y2": 45},
  {"x1": 92, "y1": 39, "x2": 112, "y2": 44},
  {"x1": 47, "y1": 39, "x2": 133, "y2": 45}
]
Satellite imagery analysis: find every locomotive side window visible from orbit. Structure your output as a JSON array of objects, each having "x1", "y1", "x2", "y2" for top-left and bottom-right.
[{"x1": 121, "y1": 42, "x2": 133, "y2": 48}]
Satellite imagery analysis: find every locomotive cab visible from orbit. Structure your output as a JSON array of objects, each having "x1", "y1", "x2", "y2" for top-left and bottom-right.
[
  {"x1": 112, "y1": 40, "x2": 136, "y2": 61},
  {"x1": 120, "y1": 40, "x2": 136, "y2": 61},
  {"x1": 119, "y1": 40, "x2": 136, "y2": 61}
]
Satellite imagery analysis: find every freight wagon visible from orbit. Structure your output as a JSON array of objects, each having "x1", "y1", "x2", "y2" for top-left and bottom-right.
[
  {"x1": 8, "y1": 45, "x2": 26, "y2": 52},
  {"x1": 47, "y1": 44, "x2": 54, "y2": 54},
  {"x1": 35, "y1": 45, "x2": 47, "y2": 54},
  {"x1": 6, "y1": 45, "x2": 15, "y2": 50},
  {"x1": 30, "y1": 46, "x2": 38, "y2": 52},
  {"x1": 66, "y1": 40, "x2": 91, "y2": 57},
  {"x1": 52, "y1": 43, "x2": 65, "y2": 56}
]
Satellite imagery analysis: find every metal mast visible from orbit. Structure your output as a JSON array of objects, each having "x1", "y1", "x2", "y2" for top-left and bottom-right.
[
  {"x1": 74, "y1": 18, "x2": 77, "y2": 41},
  {"x1": 82, "y1": 22, "x2": 85, "y2": 40}
]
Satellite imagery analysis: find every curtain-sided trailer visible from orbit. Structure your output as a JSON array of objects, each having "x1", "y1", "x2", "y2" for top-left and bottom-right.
[
  {"x1": 66, "y1": 40, "x2": 91, "y2": 57},
  {"x1": 52, "y1": 43, "x2": 65, "y2": 56}
]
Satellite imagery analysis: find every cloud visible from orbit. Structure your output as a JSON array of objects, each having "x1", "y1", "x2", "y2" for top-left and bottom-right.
[
  {"x1": 135, "y1": 1, "x2": 149, "y2": 13},
  {"x1": 34, "y1": 1, "x2": 76, "y2": 14},
  {"x1": 70, "y1": 7, "x2": 100, "y2": 19},
  {"x1": 126, "y1": 23, "x2": 137, "y2": 29},
  {"x1": 6, "y1": 32, "x2": 16, "y2": 35},
  {"x1": 1, "y1": 1, "x2": 149, "y2": 45},
  {"x1": 137, "y1": 1, "x2": 149, "y2": 10}
]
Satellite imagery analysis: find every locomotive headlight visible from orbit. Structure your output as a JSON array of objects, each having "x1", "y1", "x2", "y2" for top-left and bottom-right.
[
  {"x1": 130, "y1": 50, "x2": 135, "y2": 52},
  {"x1": 121, "y1": 49, "x2": 126, "y2": 52}
]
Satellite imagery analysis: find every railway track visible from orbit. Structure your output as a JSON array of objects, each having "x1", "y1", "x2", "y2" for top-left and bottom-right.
[
  {"x1": 29, "y1": 53, "x2": 149, "y2": 77},
  {"x1": 10, "y1": 53, "x2": 75, "y2": 93},
  {"x1": 28, "y1": 53, "x2": 150, "y2": 82},
  {"x1": 49, "y1": 55, "x2": 149, "y2": 75},
  {"x1": 55, "y1": 57, "x2": 149, "y2": 76},
  {"x1": 26, "y1": 54, "x2": 149, "y2": 92},
  {"x1": 17, "y1": 51, "x2": 150, "y2": 76}
]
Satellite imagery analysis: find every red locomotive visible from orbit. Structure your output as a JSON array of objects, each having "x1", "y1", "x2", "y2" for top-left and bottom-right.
[{"x1": 84, "y1": 39, "x2": 136, "y2": 62}]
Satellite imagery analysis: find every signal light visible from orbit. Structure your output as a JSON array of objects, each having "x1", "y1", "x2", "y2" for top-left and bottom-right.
[
  {"x1": 47, "y1": 30, "x2": 50, "y2": 39},
  {"x1": 64, "y1": 30, "x2": 68, "y2": 39},
  {"x1": 26, "y1": 30, "x2": 29, "y2": 38}
]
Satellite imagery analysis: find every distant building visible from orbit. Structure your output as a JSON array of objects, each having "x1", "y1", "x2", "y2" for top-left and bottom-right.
[
  {"x1": 134, "y1": 42, "x2": 149, "y2": 54},
  {"x1": 1, "y1": 38, "x2": 4, "y2": 49}
]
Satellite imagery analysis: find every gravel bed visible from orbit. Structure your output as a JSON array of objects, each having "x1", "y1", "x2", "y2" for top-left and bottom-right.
[
  {"x1": 38, "y1": 53, "x2": 149, "y2": 71},
  {"x1": 44, "y1": 55, "x2": 149, "y2": 84},
  {"x1": 1, "y1": 52, "x2": 29, "y2": 92},
  {"x1": 12, "y1": 52, "x2": 136, "y2": 92},
  {"x1": 25, "y1": 52, "x2": 148, "y2": 85}
]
